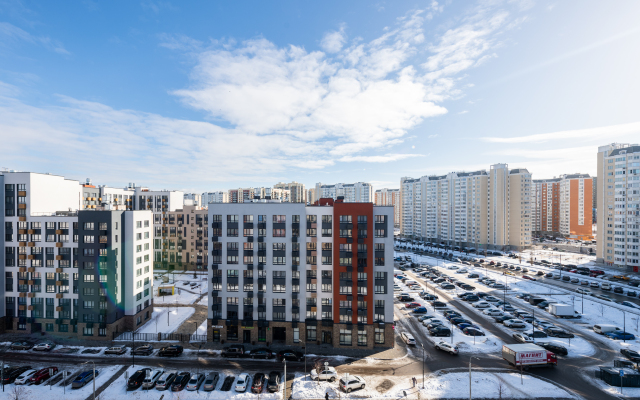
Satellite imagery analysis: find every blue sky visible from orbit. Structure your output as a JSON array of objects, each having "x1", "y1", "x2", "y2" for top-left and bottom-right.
[{"x1": 1, "y1": 0, "x2": 639, "y2": 192}]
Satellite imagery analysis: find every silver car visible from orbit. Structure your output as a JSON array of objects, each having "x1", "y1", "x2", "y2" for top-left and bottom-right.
[
  {"x1": 186, "y1": 373, "x2": 205, "y2": 391},
  {"x1": 141, "y1": 369, "x2": 163, "y2": 389},
  {"x1": 202, "y1": 372, "x2": 220, "y2": 391},
  {"x1": 155, "y1": 370, "x2": 177, "y2": 391}
]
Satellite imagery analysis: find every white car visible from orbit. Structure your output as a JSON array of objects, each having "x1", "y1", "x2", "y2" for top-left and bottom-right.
[
  {"x1": 483, "y1": 309, "x2": 504, "y2": 316},
  {"x1": 235, "y1": 373, "x2": 250, "y2": 392},
  {"x1": 434, "y1": 341, "x2": 459, "y2": 355},
  {"x1": 447, "y1": 265, "x2": 459, "y2": 270},
  {"x1": 423, "y1": 318, "x2": 443, "y2": 327},
  {"x1": 33, "y1": 342, "x2": 55, "y2": 351},
  {"x1": 512, "y1": 333, "x2": 533, "y2": 343},
  {"x1": 340, "y1": 375, "x2": 366, "y2": 393},
  {"x1": 394, "y1": 285, "x2": 401, "y2": 291},
  {"x1": 401, "y1": 332, "x2": 416, "y2": 345},
  {"x1": 142, "y1": 369, "x2": 164, "y2": 389},
  {"x1": 473, "y1": 301, "x2": 491, "y2": 309},
  {"x1": 456, "y1": 269, "x2": 468, "y2": 274},
  {"x1": 310, "y1": 366, "x2": 338, "y2": 382},
  {"x1": 14, "y1": 369, "x2": 37, "y2": 385},
  {"x1": 504, "y1": 319, "x2": 527, "y2": 329},
  {"x1": 576, "y1": 288, "x2": 591, "y2": 295}
]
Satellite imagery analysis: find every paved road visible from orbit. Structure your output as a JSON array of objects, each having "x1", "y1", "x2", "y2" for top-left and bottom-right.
[{"x1": 393, "y1": 266, "x2": 621, "y2": 400}]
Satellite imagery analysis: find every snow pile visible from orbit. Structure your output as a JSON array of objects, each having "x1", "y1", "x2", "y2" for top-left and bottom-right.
[{"x1": 137, "y1": 307, "x2": 196, "y2": 334}]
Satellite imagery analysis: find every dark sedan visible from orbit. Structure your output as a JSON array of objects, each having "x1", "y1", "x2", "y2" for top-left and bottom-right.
[
  {"x1": 544, "y1": 327, "x2": 575, "y2": 338},
  {"x1": 133, "y1": 345, "x2": 154, "y2": 355},
  {"x1": 2, "y1": 366, "x2": 32, "y2": 384},
  {"x1": 429, "y1": 326, "x2": 451, "y2": 337},
  {"x1": 277, "y1": 350, "x2": 304, "y2": 362},
  {"x1": 621, "y1": 349, "x2": 640, "y2": 362},
  {"x1": 171, "y1": 372, "x2": 191, "y2": 392},
  {"x1": 537, "y1": 342, "x2": 568, "y2": 356},
  {"x1": 450, "y1": 318, "x2": 471, "y2": 326},
  {"x1": 249, "y1": 348, "x2": 274, "y2": 359},
  {"x1": 127, "y1": 368, "x2": 151, "y2": 391},
  {"x1": 462, "y1": 327, "x2": 485, "y2": 336},
  {"x1": 251, "y1": 373, "x2": 266, "y2": 393}
]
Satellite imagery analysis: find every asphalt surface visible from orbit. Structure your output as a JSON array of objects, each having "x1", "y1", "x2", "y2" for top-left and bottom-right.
[{"x1": 392, "y1": 255, "x2": 623, "y2": 400}]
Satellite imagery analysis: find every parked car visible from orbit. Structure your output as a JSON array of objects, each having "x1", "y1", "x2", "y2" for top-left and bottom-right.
[
  {"x1": 248, "y1": 347, "x2": 274, "y2": 359},
  {"x1": 340, "y1": 375, "x2": 366, "y2": 393},
  {"x1": 2, "y1": 366, "x2": 31, "y2": 384},
  {"x1": 171, "y1": 372, "x2": 192, "y2": 392},
  {"x1": 186, "y1": 373, "x2": 206, "y2": 391},
  {"x1": 142, "y1": 369, "x2": 164, "y2": 389},
  {"x1": 33, "y1": 342, "x2": 55, "y2": 351},
  {"x1": 14, "y1": 369, "x2": 37, "y2": 385},
  {"x1": 251, "y1": 373, "x2": 266, "y2": 393},
  {"x1": 105, "y1": 345, "x2": 127, "y2": 355},
  {"x1": 10, "y1": 341, "x2": 34, "y2": 350},
  {"x1": 202, "y1": 372, "x2": 220, "y2": 391},
  {"x1": 429, "y1": 326, "x2": 451, "y2": 337},
  {"x1": 128, "y1": 368, "x2": 152, "y2": 390},
  {"x1": 277, "y1": 349, "x2": 305, "y2": 362},
  {"x1": 473, "y1": 301, "x2": 491, "y2": 309},
  {"x1": 544, "y1": 327, "x2": 575, "y2": 338},
  {"x1": 529, "y1": 331, "x2": 548, "y2": 339},
  {"x1": 412, "y1": 307, "x2": 428, "y2": 314},
  {"x1": 72, "y1": 370, "x2": 99, "y2": 389},
  {"x1": 504, "y1": 319, "x2": 527, "y2": 329},
  {"x1": 158, "y1": 345, "x2": 184, "y2": 357},
  {"x1": 28, "y1": 367, "x2": 58, "y2": 385},
  {"x1": 434, "y1": 341, "x2": 458, "y2": 355},
  {"x1": 267, "y1": 371, "x2": 282, "y2": 392},
  {"x1": 621, "y1": 349, "x2": 640, "y2": 362},
  {"x1": 605, "y1": 331, "x2": 636, "y2": 341},
  {"x1": 512, "y1": 333, "x2": 533, "y2": 343},
  {"x1": 133, "y1": 344, "x2": 155, "y2": 355},
  {"x1": 235, "y1": 373, "x2": 250, "y2": 393},
  {"x1": 222, "y1": 345, "x2": 246, "y2": 358},
  {"x1": 462, "y1": 327, "x2": 485, "y2": 336},
  {"x1": 311, "y1": 366, "x2": 338, "y2": 382},
  {"x1": 155, "y1": 371, "x2": 178, "y2": 391}
]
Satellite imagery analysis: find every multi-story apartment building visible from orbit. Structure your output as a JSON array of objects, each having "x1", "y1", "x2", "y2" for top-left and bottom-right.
[
  {"x1": 207, "y1": 199, "x2": 394, "y2": 349},
  {"x1": 400, "y1": 164, "x2": 532, "y2": 251},
  {"x1": 592, "y1": 176, "x2": 598, "y2": 224},
  {"x1": 2, "y1": 172, "x2": 154, "y2": 338},
  {"x1": 596, "y1": 143, "x2": 640, "y2": 268},
  {"x1": 374, "y1": 189, "x2": 401, "y2": 227},
  {"x1": 274, "y1": 182, "x2": 307, "y2": 203},
  {"x1": 308, "y1": 188, "x2": 317, "y2": 205},
  {"x1": 533, "y1": 175, "x2": 593, "y2": 240},
  {"x1": 255, "y1": 187, "x2": 291, "y2": 202},
  {"x1": 315, "y1": 182, "x2": 373, "y2": 203},
  {"x1": 153, "y1": 205, "x2": 209, "y2": 271},
  {"x1": 184, "y1": 193, "x2": 203, "y2": 207},
  {"x1": 228, "y1": 188, "x2": 255, "y2": 203},
  {"x1": 203, "y1": 191, "x2": 229, "y2": 205}
]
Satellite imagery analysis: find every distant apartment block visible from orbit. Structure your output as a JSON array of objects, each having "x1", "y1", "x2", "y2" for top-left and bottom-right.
[
  {"x1": 203, "y1": 191, "x2": 228, "y2": 204},
  {"x1": 274, "y1": 181, "x2": 307, "y2": 203},
  {"x1": 308, "y1": 188, "x2": 317, "y2": 205},
  {"x1": 255, "y1": 187, "x2": 290, "y2": 202},
  {"x1": 374, "y1": 189, "x2": 400, "y2": 227},
  {"x1": 400, "y1": 164, "x2": 532, "y2": 251},
  {"x1": 153, "y1": 205, "x2": 208, "y2": 271},
  {"x1": 184, "y1": 193, "x2": 203, "y2": 207},
  {"x1": 315, "y1": 182, "x2": 373, "y2": 203},
  {"x1": 533, "y1": 174, "x2": 593, "y2": 240},
  {"x1": 207, "y1": 199, "x2": 394, "y2": 349},
  {"x1": 228, "y1": 188, "x2": 255, "y2": 203},
  {"x1": 596, "y1": 143, "x2": 640, "y2": 268}
]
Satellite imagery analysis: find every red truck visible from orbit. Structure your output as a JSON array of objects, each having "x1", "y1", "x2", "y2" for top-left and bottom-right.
[{"x1": 502, "y1": 344, "x2": 557, "y2": 370}]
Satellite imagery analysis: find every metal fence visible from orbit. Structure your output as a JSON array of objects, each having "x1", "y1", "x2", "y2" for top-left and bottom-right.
[
  {"x1": 113, "y1": 332, "x2": 208, "y2": 342},
  {"x1": 113, "y1": 332, "x2": 158, "y2": 341}
]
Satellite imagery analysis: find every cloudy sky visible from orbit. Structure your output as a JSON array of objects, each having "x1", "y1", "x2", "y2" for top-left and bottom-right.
[{"x1": 1, "y1": 0, "x2": 639, "y2": 192}]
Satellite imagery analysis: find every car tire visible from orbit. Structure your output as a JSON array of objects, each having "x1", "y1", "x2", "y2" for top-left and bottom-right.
[
  {"x1": 347, "y1": 388, "x2": 352, "y2": 393},
  {"x1": 330, "y1": 377, "x2": 336, "y2": 382}
]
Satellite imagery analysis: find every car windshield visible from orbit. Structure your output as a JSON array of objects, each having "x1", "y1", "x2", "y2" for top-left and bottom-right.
[{"x1": 237, "y1": 379, "x2": 244, "y2": 384}]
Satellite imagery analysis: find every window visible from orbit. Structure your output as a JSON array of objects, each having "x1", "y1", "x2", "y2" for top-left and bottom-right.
[
  {"x1": 84, "y1": 223, "x2": 94, "y2": 230},
  {"x1": 83, "y1": 301, "x2": 94, "y2": 309},
  {"x1": 340, "y1": 329, "x2": 352, "y2": 345},
  {"x1": 83, "y1": 235, "x2": 94, "y2": 244},
  {"x1": 83, "y1": 275, "x2": 95, "y2": 283},
  {"x1": 321, "y1": 283, "x2": 332, "y2": 292},
  {"x1": 357, "y1": 330, "x2": 367, "y2": 346},
  {"x1": 83, "y1": 327, "x2": 94, "y2": 336},
  {"x1": 306, "y1": 325, "x2": 317, "y2": 341},
  {"x1": 339, "y1": 215, "x2": 352, "y2": 223},
  {"x1": 293, "y1": 327, "x2": 300, "y2": 343},
  {"x1": 227, "y1": 283, "x2": 238, "y2": 292},
  {"x1": 273, "y1": 229, "x2": 286, "y2": 237},
  {"x1": 273, "y1": 215, "x2": 286, "y2": 223},
  {"x1": 99, "y1": 223, "x2": 107, "y2": 230},
  {"x1": 339, "y1": 229, "x2": 352, "y2": 238}
]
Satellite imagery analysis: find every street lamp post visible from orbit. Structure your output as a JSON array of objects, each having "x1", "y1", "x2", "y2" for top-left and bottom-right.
[
  {"x1": 283, "y1": 358, "x2": 287, "y2": 400},
  {"x1": 469, "y1": 356, "x2": 479, "y2": 400},
  {"x1": 421, "y1": 343, "x2": 425, "y2": 388},
  {"x1": 81, "y1": 361, "x2": 97, "y2": 400}
]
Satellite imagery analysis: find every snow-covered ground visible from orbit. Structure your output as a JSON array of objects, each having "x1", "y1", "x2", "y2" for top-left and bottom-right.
[
  {"x1": 154, "y1": 273, "x2": 208, "y2": 305},
  {"x1": 136, "y1": 306, "x2": 196, "y2": 334},
  {"x1": 292, "y1": 371, "x2": 577, "y2": 399},
  {"x1": 99, "y1": 365, "x2": 282, "y2": 400},
  {"x1": 194, "y1": 319, "x2": 208, "y2": 335}
]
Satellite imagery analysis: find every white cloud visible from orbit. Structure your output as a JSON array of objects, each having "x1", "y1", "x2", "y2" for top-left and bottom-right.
[
  {"x1": 338, "y1": 153, "x2": 425, "y2": 163},
  {"x1": 427, "y1": 134, "x2": 438, "y2": 138},
  {"x1": 481, "y1": 121, "x2": 640, "y2": 143},
  {"x1": 458, "y1": 110, "x2": 468, "y2": 114},
  {"x1": 320, "y1": 26, "x2": 346, "y2": 53},
  {"x1": 0, "y1": 22, "x2": 69, "y2": 54}
]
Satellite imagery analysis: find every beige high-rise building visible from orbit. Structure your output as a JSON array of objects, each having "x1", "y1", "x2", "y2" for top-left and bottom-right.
[
  {"x1": 374, "y1": 188, "x2": 401, "y2": 227},
  {"x1": 308, "y1": 188, "x2": 317, "y2": 205},
  {"x1": 400, "y1": 164, "x2": 532, "y2": 251},
  {"x1": 596, "y1": 143, "x2": 640, "y2": 268},
  {"x1": 274, "y1": 181, "x2": 306, "y2": 203}
]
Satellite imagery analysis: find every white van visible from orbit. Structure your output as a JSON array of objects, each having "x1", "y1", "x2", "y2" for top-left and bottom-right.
[{"x1": 593, "y1": 324, "x2": 622, "y2": 334}]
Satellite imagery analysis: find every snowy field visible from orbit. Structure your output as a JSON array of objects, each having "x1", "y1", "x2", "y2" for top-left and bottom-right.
[
  {"x1": 154, "y1": 273, "x2": 208, "y2": 305},
  {"x1": 292, "y1": 371, "x2": 577, "y2": 399},
  {"x1": 136, "y1": 306, "x2": 196, "y2": 334},
  {"x1": 194, "y1": 319, "x2": 208, "y2": 335}
]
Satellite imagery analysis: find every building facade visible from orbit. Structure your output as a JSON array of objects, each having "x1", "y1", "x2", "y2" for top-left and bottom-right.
[
  {"x1": 315, "y1": 182, "x2": 373, "y2": 203},
  {"x1": 153, "y1": 205, "x2": 209, "y2": 271},
  {"x1": 400, "y1": 164, "x2": 532, "y2": 251},
  {"x1": 2, "y1": 172, "x2": 154, "y2": 338},
  {"x1": 374, "y1": 189, "x2": 401, "y2": 227},
  {"x1": 203, "y1": 191, "x2": 229, "y2": 205},
  {"x1": 596, "y1": 143, "x2": 640, "y2": 268},
  {"x1": 207, "y1": 199, "x2": 394, "y2": 349},
  {"x1": 274, "y1": 182, "x2": 307, "y2": 203}
]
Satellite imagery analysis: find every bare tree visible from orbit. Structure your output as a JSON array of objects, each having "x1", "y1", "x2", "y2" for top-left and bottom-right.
[
  {"x1": 596, "y1": 303, "x2": 605, "y2": 317},
  {"x1": 314, "y1": 359, "x2": 324, "y2": 386},
  {"x1": 496, "y1": 380, "x2": 506, "y2": 399},
  {"x1": 9, "y1": 386, "x2": 30, "y2": 400}
]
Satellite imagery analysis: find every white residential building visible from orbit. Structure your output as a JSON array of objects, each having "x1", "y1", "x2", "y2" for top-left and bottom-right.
[
  {"x1": 315, "y1": 182, "x2": 373, "y2": 203},
  {"x1": 203, "y1": 191, "x2": 229, "y2": 204}
]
